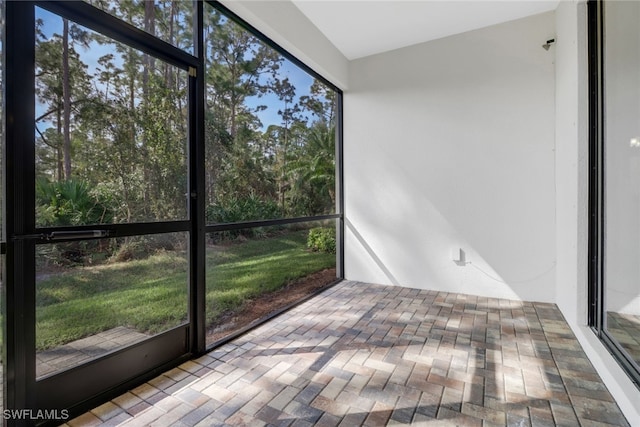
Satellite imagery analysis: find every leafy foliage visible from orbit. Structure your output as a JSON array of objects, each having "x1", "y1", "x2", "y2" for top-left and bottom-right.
[
  {"x1": 206, "y1": 194, "x2": 282, "y2": 241},
  {"x1": 206, "y1": 194, "x2": 281, "y2": 224},
  {"x1": 288, "y1": 124, "x2": 336, "y2": 215},
  {"x1": 32, "y1": 4, "x2": 338, "y2": 279},
  {"x1": 36, "y1": 178, "x2": 113, "y2": 227},
  {"x1": 307, "y1": 227, "x2": 336, "y2": 254},
  {"x1": 34, "y1": 4, "x2": 337, "y2": 230}
]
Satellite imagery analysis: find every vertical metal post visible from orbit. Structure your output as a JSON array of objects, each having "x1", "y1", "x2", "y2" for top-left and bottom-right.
[
  {"x1": 587, "y1": 0, "x2": 604, "y2": 331},
  {"x1": 191, "y1": 0, "x2": 207, "y2": 355},
  {"x1": 336, "y1": 92, "x2": 345, "y2": 280},
  {"x1": 4, "y1": 1, "x2": 36, "y2": 419}
]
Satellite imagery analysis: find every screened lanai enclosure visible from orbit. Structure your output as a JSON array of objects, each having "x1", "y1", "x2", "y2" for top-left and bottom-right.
[
  {"x1": 1, "y1": 0, "x2": 342, "y2": 422},
  {"x1": 3, "y1": 0, "x2": 640, "y2": 425}
]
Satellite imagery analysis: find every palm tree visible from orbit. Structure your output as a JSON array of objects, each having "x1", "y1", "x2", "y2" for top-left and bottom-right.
[
  {"x1": 36, "y1": 178, "x2": 113, "y2": 227},
  {"x1": 287, "y1": 124, "x2": 335, "y2": 214}
]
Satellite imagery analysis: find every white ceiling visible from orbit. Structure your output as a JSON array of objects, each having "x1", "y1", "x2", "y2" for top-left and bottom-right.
[{"x1": 291, "y1": 0, "x2": 560, "y2": 60}]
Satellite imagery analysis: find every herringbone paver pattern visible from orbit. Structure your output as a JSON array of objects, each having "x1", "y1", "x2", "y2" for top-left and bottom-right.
[{"x1": 66, "y1": 281, "x2": 630, "y2": 426}]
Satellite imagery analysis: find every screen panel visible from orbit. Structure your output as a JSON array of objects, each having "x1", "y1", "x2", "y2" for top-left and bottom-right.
[
  {"x1": 204, "y1": 3, "x2": 338, "y2": 225},
  {"x1": 35, "y1": 7, "x2": 189, "y2": 227},
  {"x1": 36, "y1": 232, "x2": 189, "y2": 378},
  {"x1": 83, "y1": 0, "x2": 194, "y2": 55},
  {"x1": 205, "y1": 220, "x2": 337, "y2": 346}
]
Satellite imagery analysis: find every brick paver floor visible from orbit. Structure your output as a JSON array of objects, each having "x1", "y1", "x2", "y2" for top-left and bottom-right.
[
  {"x1": 65, "y1": 281, "x2": 630, "y2": 426},
  {"x1": 38, "y1": 327, "x2": 150, "y2": 377}
]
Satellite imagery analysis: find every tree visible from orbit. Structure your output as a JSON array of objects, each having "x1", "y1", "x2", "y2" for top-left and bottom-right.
[
  {"x1": 204, "y1": 10, "x2": 283, "y2": 211},
  {"x1": 62, "y1": 18, "x2": 71, "y2": 179},
  {"x1": 33, "y1": 3, "x2": 339, "y2": 232},
  {"x1": 300, "y1": 79, "x2": 337, "y2": 126},
  {"x1": 272, "y1": 77, "x2": 303, "y2": 212},
  {"x1": 35, "y1": 18, "x2": 91, "y2": 182},
  {"x1": 288, "y1": 124, "x2": 336, "y2": 215}
]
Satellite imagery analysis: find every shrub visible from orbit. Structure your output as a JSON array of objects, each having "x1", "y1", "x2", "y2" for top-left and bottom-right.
[
  {"x1": 36, "y1": 178, "x2": 114, "y2": 227},
  {"x1": 110, "y1": 235, "x2": 180, "y2": 262},
  {"x1": 307, "y1": 227, "x2": 336, "y2": 254},
  {"x1": 206, "y1": 194, "x2": 281, "y2": 224},
  {"x1": 36, "y1": 179, "x2": 115, "y2": 265},
  {"x1": 206, "y1": 194, "x2": 282, "y2": 242}
]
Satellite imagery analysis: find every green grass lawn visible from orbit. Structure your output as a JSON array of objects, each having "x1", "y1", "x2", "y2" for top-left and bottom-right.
[
  {"x1": 35, "y1": 229, "x2": 335, "y2": 351},
  {"x1": 206, "y1": 230, "x2": 336, "y2": 322}
]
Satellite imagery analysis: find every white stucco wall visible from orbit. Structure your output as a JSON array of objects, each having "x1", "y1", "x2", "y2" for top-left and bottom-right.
[
  {"x1": 554, "y1": 0, "x2": 588, "y2": 332},
  {"x1": 555, "y1": 1, "x2": 640, "y2": 423},
  {"x1": 343, "y1": 12, "x2": 557, "y2": 302}
]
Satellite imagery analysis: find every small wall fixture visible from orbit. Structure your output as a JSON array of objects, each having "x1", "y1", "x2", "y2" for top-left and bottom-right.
[
  {"x1": 453, "y1": 248, "x2": 467, "y2": 266},
  {"x1": 542, "y1": 38, "x2": 556, "y2": 51}
]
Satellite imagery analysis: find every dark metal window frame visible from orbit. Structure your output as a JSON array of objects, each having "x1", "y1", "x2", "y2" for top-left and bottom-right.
[
  {"x1": 4, "y1": 0, "x2": 201, "y2": 419},
  {"x1": 1, "y1": 0, "x2": 344, "y2": 422},
  {"x1": 588, "y1": 0, "x2": 640, "y2": 390}
]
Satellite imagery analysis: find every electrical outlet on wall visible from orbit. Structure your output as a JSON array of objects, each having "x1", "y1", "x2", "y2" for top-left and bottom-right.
[{"x1": 453, "y1": 248, "x2": 467, "y2": 266}]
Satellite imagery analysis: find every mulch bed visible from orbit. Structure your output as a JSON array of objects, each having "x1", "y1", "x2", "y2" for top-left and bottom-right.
[{"x1": 206, "y1": 268, "x2": 338, "y2": 344}]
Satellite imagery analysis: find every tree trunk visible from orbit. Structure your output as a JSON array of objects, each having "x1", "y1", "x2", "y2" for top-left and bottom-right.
[
  {"x1": 166, "y1": 0, "x2": 175, "y2": 86},
  {"x1": 142, "y1": 1, "x2": 155, "y2": 215},
  {"x1": 280, "y1": 105, "x2": 289, "y2": 212},
  {"x1": 56, "y1": 107, "x2": 63, "y2": 182},
  {"x1": 62, "y1": 18, "x2": 72, "y2": 180},
  {"x1": 143, "y1": 0, "x2": 156, "y2": 88}
]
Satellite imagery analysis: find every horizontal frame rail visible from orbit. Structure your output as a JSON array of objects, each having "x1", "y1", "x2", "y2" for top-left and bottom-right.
[
  {"x1": 28, "y1": 221, "x2": 191, "y2": 243},
  {"x1": 205, "y1": 214, "x2": 341, "y2": 233},
  {"x1": 35, "y1": 0, "x2": 199, "y2": 70}
]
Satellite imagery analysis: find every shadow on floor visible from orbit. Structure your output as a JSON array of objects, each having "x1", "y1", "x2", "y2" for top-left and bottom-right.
[{"x1": 67, "y1": 281, "x2": 630, "y2": 426}]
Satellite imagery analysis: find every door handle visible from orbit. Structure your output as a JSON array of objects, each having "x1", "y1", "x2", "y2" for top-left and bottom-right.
[{"x1": 13, "y1": 230, "x2": 110, "y2": 242}]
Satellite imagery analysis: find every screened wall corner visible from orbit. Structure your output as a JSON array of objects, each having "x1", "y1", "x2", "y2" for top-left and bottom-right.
[
  {"x1": 0, "y1": 0, "x2": 343, "y2": 423},
  {"x1": 589, "y1": 0, "x2": 640, "y2": 390},
  {"x1": 201, "y1": 0, "x2": 343, "y2": 350}
]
